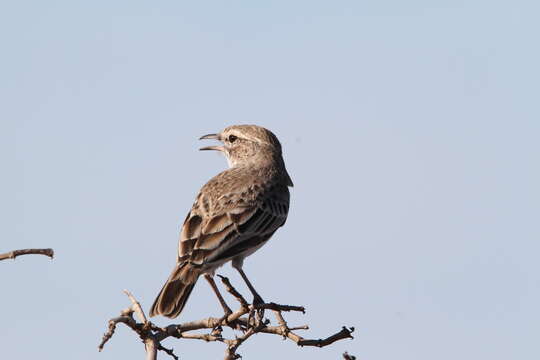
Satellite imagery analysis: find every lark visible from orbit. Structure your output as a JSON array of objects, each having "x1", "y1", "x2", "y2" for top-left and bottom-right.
[{"x1": 150, "y1": 125, "x2": 293, "y2": 318}]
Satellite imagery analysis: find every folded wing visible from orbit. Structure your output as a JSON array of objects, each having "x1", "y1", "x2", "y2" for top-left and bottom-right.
[{"x1": 178, "y1": 189, "x2": 289, "y2": 269}]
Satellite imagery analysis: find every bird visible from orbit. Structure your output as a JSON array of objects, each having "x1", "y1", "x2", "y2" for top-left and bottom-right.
[{"x1": 149, "y1": 124, "x2": 293, "y2": 319}]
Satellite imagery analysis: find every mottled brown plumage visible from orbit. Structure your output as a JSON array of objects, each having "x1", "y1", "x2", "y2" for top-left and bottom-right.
[{"x1": 150, "y1": 125, "x2": 293, "y2": 318}]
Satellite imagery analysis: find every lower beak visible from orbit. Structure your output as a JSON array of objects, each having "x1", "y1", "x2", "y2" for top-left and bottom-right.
[{"x1": 199, "y1": 145, "x2": 225, "y2": 151}]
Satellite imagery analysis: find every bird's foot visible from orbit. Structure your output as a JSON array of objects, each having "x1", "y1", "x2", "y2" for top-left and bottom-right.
[
  {"x1": 252, "y1": 294, "x2": 265, "y2": 307},
  {"x1": 250, "y1": 294, "x2": 266, "y2": 325},
  {"x1": 218, "y1": 307, "x2": 232, "y2": 323},
  {"x1": 213, "y1": 308, "x2": 232, "y2": 331}
]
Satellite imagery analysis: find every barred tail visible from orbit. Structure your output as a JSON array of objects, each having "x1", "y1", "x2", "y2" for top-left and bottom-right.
[{"x1": 149, "y1": 263, "x2": 199, "y2": 318}]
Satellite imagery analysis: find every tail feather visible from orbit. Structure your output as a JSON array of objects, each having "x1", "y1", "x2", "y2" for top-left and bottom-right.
[{"x1": 149, "y1": 263, "x2": 199, "y2": 318}]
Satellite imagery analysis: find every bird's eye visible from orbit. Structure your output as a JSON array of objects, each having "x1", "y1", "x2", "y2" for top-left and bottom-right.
[{"x1": 228, "y1": 135, "x2": 238, "y2": 143}]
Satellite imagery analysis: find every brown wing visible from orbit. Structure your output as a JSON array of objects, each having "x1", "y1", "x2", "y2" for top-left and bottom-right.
[{"x1": 177, "y1": 185, "x2": 289, "y2": 268}]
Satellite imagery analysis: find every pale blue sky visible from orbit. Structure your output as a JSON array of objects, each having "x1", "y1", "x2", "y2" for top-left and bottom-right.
[{"x1": 2, "y1": 1, "x2": 539, "y2": 359}]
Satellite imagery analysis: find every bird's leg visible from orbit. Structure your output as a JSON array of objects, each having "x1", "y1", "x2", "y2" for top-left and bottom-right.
[
  {"x1": 204, "y1": 274, "x2": 233, "y2": 316},
  {"x1": 235, "y1": 268, "x2": 265, "y2": 304},
  {"x1": 205, "y1": 274, "x2": 246, "y2": 332},
  {"x1": 235, "y1": 268, "x2": 265, "y2": 322}
]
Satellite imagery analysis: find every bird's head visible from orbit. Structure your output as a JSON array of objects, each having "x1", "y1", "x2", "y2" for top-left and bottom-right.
[{"x1": 199, "y1": 125, "x2": 284, "y2": 168}]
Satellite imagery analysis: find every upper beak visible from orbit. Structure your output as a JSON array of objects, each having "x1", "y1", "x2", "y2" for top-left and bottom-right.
[
  {"x1": 199, "y1": 133, "x2": 224, "y2": 151},
  {"x1": 199, "y1": 133, "x2": 220, "y2": 140}
]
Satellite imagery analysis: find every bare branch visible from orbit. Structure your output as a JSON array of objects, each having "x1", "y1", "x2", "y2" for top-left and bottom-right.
[
  {"x1": 99, "y1": 281, "x2": 354, "y2": 360},
  {"x1": 0, "y1": 248, "x2": 54, "y2": 261},
  {"x1": 259, "y1": 325, "x2": 354, "y2": 347},
  {"x1": 99, "y1": 292, "x2": 178, "y2": 360},
  {"x1": 224, "y1": 325, "x2": 259, "y2": 360}
]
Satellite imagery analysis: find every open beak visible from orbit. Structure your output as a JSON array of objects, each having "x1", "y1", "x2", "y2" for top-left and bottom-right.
[{"x1": 199, "y1": 133, "x2": 224, "y2": 151}]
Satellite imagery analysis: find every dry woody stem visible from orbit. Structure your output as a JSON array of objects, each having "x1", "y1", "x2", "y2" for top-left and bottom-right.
[
  {"x1": 0, "y1": 248, "x2": 54, "y2": 261},
  {"x1": 99, "y1": 276, "x2": 354, "y2": 360}
]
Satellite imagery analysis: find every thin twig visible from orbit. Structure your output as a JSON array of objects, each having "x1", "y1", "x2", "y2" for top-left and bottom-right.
[
  {"x1": 296, "y1": 326, "x2": 354, "y2": 347},
  {"x1": 0, "y1": 248, "x2": 54, "y2": 261},
  {"x1": 218, "y1": 275, "x2": 249, "y2": 307},
  {"x1": 157, "y1": 344, "x2": 179, "y2": 360},
  {"x1": 254, "y1": 302, "x2": 305, "y2": 313},
  {"x1": 98, "y1": 316, "x2": 137, "y2": 351},
  {"x1": 289, "y1": 325, "x2": 309, "y2": 331},
  {"x1": 124, "y1": 290, "x2": 148, "y2": 324}
]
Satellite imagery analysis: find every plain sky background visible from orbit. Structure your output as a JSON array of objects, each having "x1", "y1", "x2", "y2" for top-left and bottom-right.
[{"x1": 2, "y1": 1, "x2": 539, "y2": 359}]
